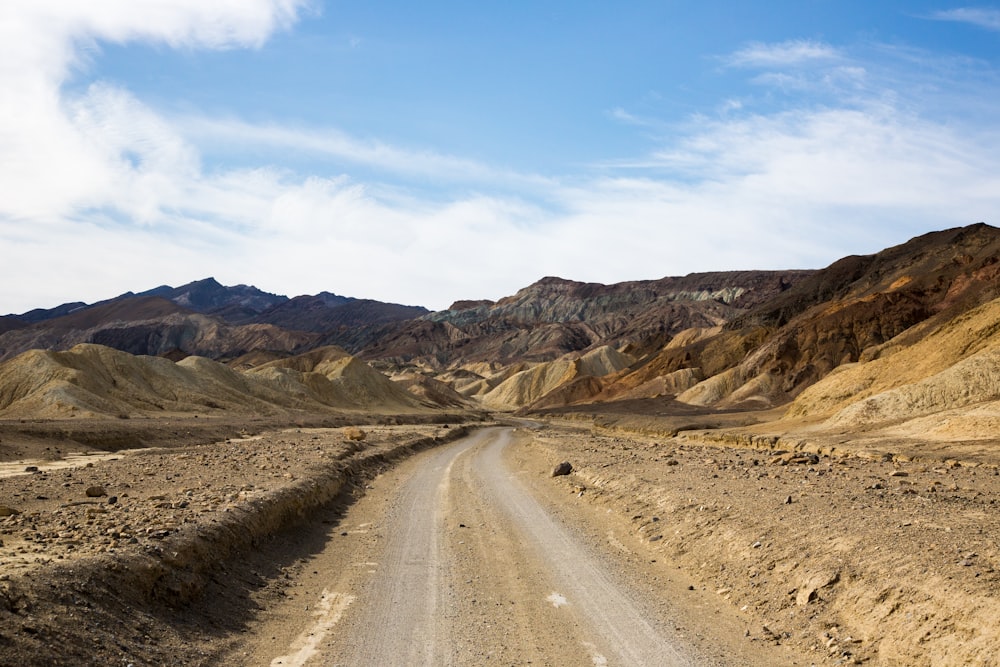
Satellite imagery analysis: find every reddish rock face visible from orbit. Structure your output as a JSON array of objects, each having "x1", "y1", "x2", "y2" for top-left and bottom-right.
[{"x1": 724, "y1": 223, "x2": 1000, "y2": 400}]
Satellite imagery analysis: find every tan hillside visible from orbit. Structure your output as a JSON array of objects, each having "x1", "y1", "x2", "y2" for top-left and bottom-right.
[
  {"x1": 824, "y1": 347, "x2": 1000, "y2": 430},
  {"x1": 601, "y1": 368, "x2": 703, "y2": 402},
  {"x1": 0, "y1": 343, "x2": 439, "y2": 419},
  {"x1": 788, "y1": 296, "x2": 1000, "y2": 422},
  {"x1": 435, "y1": 368, "x2": 492, "y2": 397},
  {"x1": 479, "y1": 345, "x2": 633, "y2": 410},
  {"x1": 596, "y1": 327, "x2": 767, "y2": 405},
  {"x1": 392, "y1": 372, "x2": 477, "y2": 409},
  {"x1": 0, "y1": 344, "x2": 301, "y2": 418},
  {"x1": 252, "y1": 345, "x2": 353, "y2": 375},
  {"x1": 248, "y1": 346, "x2": 427, "y2": 412},
  {"x1": 480, "y1": 360, "x2": 577, "y2": 410},
  {"x1": 439, "y1": 362, "x2": 534, "y2": 399}
]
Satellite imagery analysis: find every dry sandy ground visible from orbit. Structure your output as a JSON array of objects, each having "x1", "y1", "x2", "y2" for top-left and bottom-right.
[{"x1": 1, "y1": 417, "x2": 998, "y2": 665}]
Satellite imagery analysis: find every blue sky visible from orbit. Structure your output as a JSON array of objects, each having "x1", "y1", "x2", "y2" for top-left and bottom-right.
[{"x1": 2, "y1": 1, "x2": 1000, "y2": 313}]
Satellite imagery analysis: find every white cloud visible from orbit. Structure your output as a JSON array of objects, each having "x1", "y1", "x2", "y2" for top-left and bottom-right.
[
  {"x1": 178, "y1": 116, "x2": 553, "y2": 192},
  {"x1": 0, "y1": 0, "x2": 311, "y2": 223},
  {"x1": 1, "y1": 5, "x2": 1000, "y2": 316},
  {"x1": 726, "y1": 40, "x2": 840, "y2": 68},
  {"x1": 929, "y1": 8, "x2": 1000, "y2": 31}
]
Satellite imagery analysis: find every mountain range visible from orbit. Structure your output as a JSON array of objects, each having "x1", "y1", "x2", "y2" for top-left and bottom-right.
[{"x1": 2, "y1": 223, "x2": 1000, "y2": 431}]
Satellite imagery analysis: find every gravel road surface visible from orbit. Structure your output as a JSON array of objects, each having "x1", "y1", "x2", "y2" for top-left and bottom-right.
[{"x1": 255, "y1": 427, "x2": 698, "y2": 666}]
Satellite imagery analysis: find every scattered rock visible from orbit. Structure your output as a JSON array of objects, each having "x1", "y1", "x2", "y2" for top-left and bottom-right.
[
  {"x1": 551, "y1": 461, "x2": 573, "y2": 477},
  {"x1": 889, "y1": 470, "x2": 909, "y2": 477},
  {"x1": 795, "y1": 570, "x2": 840, "y2": 606},
  {"x1": 784, "y1": 495, "x2": 793, "y2": 504},
  {"x1": 0, "y1": 505, "x2": 20, "y2": 517},
  {"x1": 343, "y1": 427, "x2": 367, "y2": 441},
  {"x1": 24, "y1": 465, "x2": 39, "y2": 473},
  {"x1": 85, "y1": 486, "x2": 107, "y2": 498},
  {"x1": 773, "y1": 452, "x2": 820, "y2": 466}
]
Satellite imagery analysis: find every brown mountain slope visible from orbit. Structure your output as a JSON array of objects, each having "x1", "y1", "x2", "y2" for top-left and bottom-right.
[
  {"x1": 0, "y1": 316, "x2": 26, "y2": 336},
  {"x1": 359, "y1": 271, "x2": 811, "y2": 369},
  {"x1": 0, "y1": 296, "x2": 319, "y2": 362},
  {"x1": 634, "y1": 224, "x2": 1000, "y2": 410},
  {"x1": 254, "y1": 295, "x2": 428, "y2": 333},
  {"x1": 789, "y1": 295, "x2": 1000, "y2": 425}
]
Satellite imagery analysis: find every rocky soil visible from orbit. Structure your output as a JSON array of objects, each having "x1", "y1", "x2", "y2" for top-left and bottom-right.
[
  {"x1": 525, "y1": 420, "x2": 1000, "y2": 666},
  {"x1": 0, "y1": 414, "x2": 998, "y2": 666},
  {"x1": 0, "y1": 421, "x2": 475, "y2": 666}
]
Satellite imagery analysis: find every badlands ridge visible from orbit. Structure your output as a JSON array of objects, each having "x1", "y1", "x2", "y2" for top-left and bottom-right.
[{"x1": 2, "y1": 223, "x2": 1000, "y2": 665}]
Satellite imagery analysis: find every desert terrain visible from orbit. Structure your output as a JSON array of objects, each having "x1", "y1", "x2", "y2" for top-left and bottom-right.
[
  {"x1": 3, "y1": 224, "x2": 1000, "y2": 664},
  {"x1": 2, "y1": 414, "x2": 998, "y2": 666}
]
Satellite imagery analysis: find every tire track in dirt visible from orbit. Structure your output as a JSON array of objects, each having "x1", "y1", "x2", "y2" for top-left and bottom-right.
[{"x1": 266, "y1": 427, "x2": 696, "y2": 666}]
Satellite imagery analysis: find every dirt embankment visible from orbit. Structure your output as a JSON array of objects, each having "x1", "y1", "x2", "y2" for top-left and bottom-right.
[
  {"x1": 523, "y1": 421, "x2": 1000, "y2": 666},
  {"x1": 0, "y1": 412, "x2": 472, "y2": 462},
  {"x1": 0, "y1": 422, "x2": 481, "y2": 666}
]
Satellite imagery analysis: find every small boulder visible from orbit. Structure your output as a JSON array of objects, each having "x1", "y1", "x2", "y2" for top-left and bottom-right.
[
  {"x1": 795, "y1": 570, "x2": 840, "y2": 606},
  {"x1": 343, "y1": 427, "x2": 367, "y2": 441},
  {"x1": 551, "y1": 461, "x2": 573, "y2": 477},
  {"x1": 85, "y1": 485, "x2": 107, "y2": 498},
  {"x1": 0, "y1": 505, "x2": 20, "y2": 517}
]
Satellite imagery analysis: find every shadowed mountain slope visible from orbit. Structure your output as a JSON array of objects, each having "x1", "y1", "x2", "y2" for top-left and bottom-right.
[
  {"x1": 0, "y1": 297, "x2": 319, "y2": 363},
  {"x1": 358, "y1": 271, "x2": 811, "y2": 368},
  {"x1": 0, "y1": 281, "x2": 428, "y2": 363},
  {"x1": 254, "y1": 295, "x2": 428, "y2": 333}
]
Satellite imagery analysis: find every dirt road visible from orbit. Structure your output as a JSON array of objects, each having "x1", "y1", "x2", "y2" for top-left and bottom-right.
[{"x1": 236, "y1": 427, "x2": 781, "y2": 666}]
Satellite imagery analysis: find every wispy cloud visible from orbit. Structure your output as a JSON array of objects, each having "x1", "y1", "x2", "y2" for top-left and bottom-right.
[
  {"x1": 726, "y1": 39, "x2": 840, "y2": 68},
  {"x1": 178, "y1": 115, "x2": 554, "y2": 192},
  {"x1": 2, "y1": 5, "x2": 1000, "y2": 315},
  {"x1": 928, "y1": 7, "x2": 1000, "y2": 31}
]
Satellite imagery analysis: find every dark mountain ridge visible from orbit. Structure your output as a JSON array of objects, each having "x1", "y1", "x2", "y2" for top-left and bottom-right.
[
  {"x1": 357, "y1": 270, "x2": 813, "y2": 368},
  {"x1": 0, "y1": 279, "x2": 428, "y2": 362}
]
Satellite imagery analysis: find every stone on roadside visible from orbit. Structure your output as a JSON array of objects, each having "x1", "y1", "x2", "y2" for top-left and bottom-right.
[
  {"x1": 795, "y1": 570, "x2": 840, "y2": 606},
  {"x1": 343, "y1": 427, "x2": 367, "y2": 441},
  {"x1": 551, "y1": 461, "x2": 573, "y2": 477}
]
